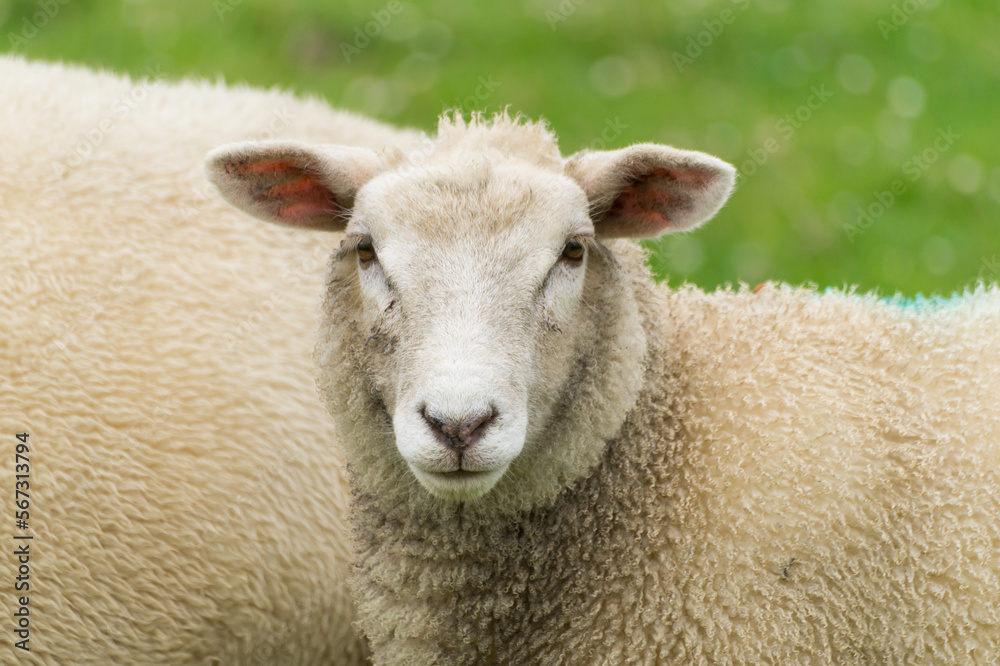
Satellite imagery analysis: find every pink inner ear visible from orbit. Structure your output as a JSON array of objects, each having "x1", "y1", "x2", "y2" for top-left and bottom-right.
[
  {"x1": 608, "y1": 167, "x2": 686, "y2": 235},
  {"x1": 225, "y1": 157, "x2": 342, "y2": 222},
  {"x1": 241, "y1": 158, "x2": 299, "y2": 175},
  {"x1": 265, "y1": 175, "x2": 321, "y2": 198},
  {"x1": 610, "y1": 187, "x2": 671, "y2": 235},
  {"x1": 278, "y1": 198, "x2": 339, "y2": 220},
  {"x1": 264, "y1": 175, "x2": 341, "y2": 220},
  {"x1": 662, "y1": 166, "x2": 711, "y2": 185}
]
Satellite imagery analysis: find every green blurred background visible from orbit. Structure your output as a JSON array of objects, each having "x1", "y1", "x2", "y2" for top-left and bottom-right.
[{"x1": 3, "y1": 0, "x2": 998, "y2": 294}]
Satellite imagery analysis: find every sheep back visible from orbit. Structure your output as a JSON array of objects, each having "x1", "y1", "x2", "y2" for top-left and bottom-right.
[{"x1": 0, "y1": 57, "x2": 416, "y2": 665}]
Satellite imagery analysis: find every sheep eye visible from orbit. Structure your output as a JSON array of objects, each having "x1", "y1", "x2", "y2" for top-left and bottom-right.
[
  {"x1": 357, "y1": 239, "x2": 377, "y2": 265},
  {"x1": 560, "y1": 240, "x2": 585, "y2": 263}
]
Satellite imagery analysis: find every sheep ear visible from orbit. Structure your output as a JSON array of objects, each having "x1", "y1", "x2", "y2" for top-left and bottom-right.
[
  {"x1": 205, "y1": 141, "x2": 382, "y2": 231},
  {"x1": 564, "y1": 143, "x2": 736, "y2": 238}
]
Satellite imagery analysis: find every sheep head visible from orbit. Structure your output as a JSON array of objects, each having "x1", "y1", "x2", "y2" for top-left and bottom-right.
[{"x1": 207, "y1": 117, "x2": 734, "y2": 509}]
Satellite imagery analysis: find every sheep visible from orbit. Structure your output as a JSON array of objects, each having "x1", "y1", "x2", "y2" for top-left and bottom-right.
[
  {"x1": 0, "y1": 56, "x2": 422, "y2": 665},
  {"x1": 209, "y1": 110, "x2": 1000, "y2": 665}
]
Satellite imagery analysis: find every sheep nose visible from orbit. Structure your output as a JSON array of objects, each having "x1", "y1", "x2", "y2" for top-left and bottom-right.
[{"x1": 421, "y1": 405, "x2": 496, "y2": 451}]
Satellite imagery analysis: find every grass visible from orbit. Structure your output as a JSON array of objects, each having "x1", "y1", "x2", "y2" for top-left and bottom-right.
[{"x1": 3, "y1": 0, "x2": 998, "y2": 294}]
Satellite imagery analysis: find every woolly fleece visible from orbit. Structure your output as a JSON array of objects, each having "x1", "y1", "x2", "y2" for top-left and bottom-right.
[
  {"x1": 0, "y1": 57, "x2": 418, "y2": 664},
  {"x1": 295, "y1": 119, "x2": 1000, "y2": 664}
]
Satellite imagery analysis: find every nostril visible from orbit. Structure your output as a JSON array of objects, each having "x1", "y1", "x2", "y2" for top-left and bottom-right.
[
  {"x1": 452, "y1": 407, "x2": 495, "y2": 443},
  {"x1": 421, "y1": 405, "x2": 496, "y2": 451}
]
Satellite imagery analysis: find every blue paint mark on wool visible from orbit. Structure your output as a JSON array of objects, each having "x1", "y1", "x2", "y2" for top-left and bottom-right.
[
  {"x1": 880, "y1": 293, "x2": 969, "y2": 310},
  {"x1": 816, "y1": 286, "x2": 972, "y2": 311}
]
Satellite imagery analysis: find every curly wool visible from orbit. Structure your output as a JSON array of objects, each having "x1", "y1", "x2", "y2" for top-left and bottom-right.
[
  {"x1": 0, "y1": 57, "x2": 419, "y2": 665},
  {"x1": 342, "y1": 252, "x2": 1000, "y2": 662}
]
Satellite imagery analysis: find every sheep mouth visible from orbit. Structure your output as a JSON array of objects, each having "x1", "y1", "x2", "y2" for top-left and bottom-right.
[
  {"x1": 410, "y1": 464, "x2": 509, "y2": 501},
  {"x1": 437, "y1": 469, "x2": 488, "y2": 480}
]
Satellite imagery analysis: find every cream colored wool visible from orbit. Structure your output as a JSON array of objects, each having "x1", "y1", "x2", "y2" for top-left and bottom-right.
[
  {"x1": 209, "y1": 113, "x2": 1000, "y2": 664},
  {"x1": 0, "y1": 56, "x2": 420, "y2": 664}
]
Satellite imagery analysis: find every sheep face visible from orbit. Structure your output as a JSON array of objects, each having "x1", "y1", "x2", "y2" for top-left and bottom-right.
[
  {"x1": 340, "y1": 162, "x2": 595, "y2": 501},
  {"x1": 207, "y1": 119, "x2": 734, "y2": 507}
]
